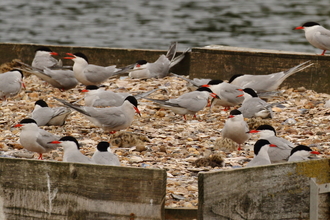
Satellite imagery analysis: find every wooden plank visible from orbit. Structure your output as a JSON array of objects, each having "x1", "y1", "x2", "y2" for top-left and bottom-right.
[
  {"x1": 0, "y1": 157, "x2": 166, "y2": 220},
  {"x1": 198, "y1": 159, "x2": 330, "y2": 220},
  {"x1": 165, "y1": 208, "x2": 197, "y2": 220},
  {"x1": 190, "y1": 46, "x2": 330, "y2": 93},
  {"x1": 0, "y1": 42, "x2": 190, "y2": 76}
]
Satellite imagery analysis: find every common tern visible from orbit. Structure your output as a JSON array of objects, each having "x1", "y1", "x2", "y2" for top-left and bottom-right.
[
  {"x1": 237, "y1": 88, "x2": 274, "y2": 118},
  {"x1": 13, "y1": 118, "x2": 59, "y2": 160},
  {"x1": 0, "y1": 69, "x2": 25, "y2": 100},
  {"x1": 64, "y1": 52, "x2": 131, "y2": 85},
  {"x1": 31, "y1": 47, "x2": 62, "y2": 70},
  {"x1": 31, "y1": 99, "x2": 71, "y2": 126},
  {"x1": 91, "y1": 141, "x2": 120, "y2": 166},
  {"x1": 145, "y1": 87, "x2": 219, "y2": 120},
  {"x1": 221, "y1": 109, "x2": 250, "y2": 150},
  {"x1": 288, "y1": 145, "x2": 320, "y2": 162},
  {"x1": 49, "y1": 136, "x2": 92, "y2": 163},
  {"x1": 245, "y1": 139, "x2": 277, "y2": 167},
  {"x1": 294, "y1": 22, "x2": 330, "y2": 55},
  {"x1": 54, "y1": 96, "x2": 140, "y2": 133},
  {"x1": 249, "y1": 125, "x2": 295, "y2": 163},
  {"x1": 228, "y1": 61, "x2": 313, "y2": 93},
  {"x1": 202, "y1": 79, "x2": 244, "y2": 111},
  {"x1": 129, "y1": 42, "x2": 190, "y2": 79},
  {"x1": 82, "y1": 85, "x2": 163, "y2": 107}
]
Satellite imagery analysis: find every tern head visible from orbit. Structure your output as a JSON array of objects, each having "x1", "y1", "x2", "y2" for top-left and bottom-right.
[
  {"x1": 196, "y1": 87, "x2": 220, "y2": 99},
  {"x1": 254, "y1": 139, "x2": 277, "y2": 155},
  {"x1": 228, "y1": 74, "x2": 244, "y2": 83},
  {"x1": 125, "y1": 96, "x2": 141, "y2": 116},
  {"x1": 49, "y1": 136, "x2": 80, "y2": 149},
  {"x1": 228, "y1": 109, "x2": 242, "y2": 118},
  {"x1": 96, "y1": 142, "x2": 110, "y2": 152},
  {"x1": 35, "y1": 47, "x2": 58, "y2": 56},
  {"x1": 10, "y1": 69, "x2": 24, "y2": 79},
  {"x1": 64, "y1": 52, "x2": 89, "y2": 62},
  {"x1": 35, "y1": 99, "x2": 48, "y2": 107},
  {"x1": 249, "y1": 124, "x2": 276, "y2": 136},
  {"x1": 242, "y1": 88, "x2": 258, "y2": 98},
  {"x1": 13, "y1": 118, "x2": 38, "y2": 128},
  {"x1": 82, "y1": 85, "x2": 99, "y2": 92},
  {"x1": 294, "y1": 22, "x2": 321, "y2": 30},
  {"x1": 290, "y1": 145, "x2": 320, "y2": 156}
]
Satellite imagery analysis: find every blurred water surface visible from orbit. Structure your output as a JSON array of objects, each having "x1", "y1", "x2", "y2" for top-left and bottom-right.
[{"x1": 0, "y1": 0, "x2": 329, "y2": 53}]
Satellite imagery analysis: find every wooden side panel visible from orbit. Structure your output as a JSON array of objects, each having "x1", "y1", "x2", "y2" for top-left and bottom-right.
[
  {"x1": 198, "y1": 159, "x2": 330, "y2": 220},
  {"x1": 190, "y1": 46, "x2": 330, "y2": 93},
  {"x1": 0, "y1": 158, "x2": 166, "y2": 220}
]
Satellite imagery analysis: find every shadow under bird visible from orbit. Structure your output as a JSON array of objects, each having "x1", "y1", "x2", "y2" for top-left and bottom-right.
[
  {"x1": 91, "y1": 141, "x2": 120, "y2": 166},
  {"x1": 245, "y1": 139, "x2": 277, "y2": 167},
  {"x1": 129, "y1": 42, "x2": 190, "y2": 79},
  {"x1": 49, "y1": 136, "x2": 92, "y2": 163},
  {"x1": 288, "y1": 145, "x2": 320, "y2": 162},
  {"x1": 31, "y1": 99, "x2": 71, "y2": 126},
  {"x1": 145, "y1": 87, "x2": 219, "y2": 120},
  {"x1": 64, "y1": 52, "x2": 132, "y2": 85},
  {"x1": 228, "y1": 61, "x2": 313, "y2": 94},
  {"x1": 294, "y1": 22, "x2": 330, "y2": 55},
  {"x1": 221, "y1": 109, "x2": 250, "y2": 151},
  {"x1": 54, "y1": 96, "x2": 141, "y2": 133},
  {"x1": 249, "y1": 125, "x2": 295, "y2": 163},
  {"x1": 13, "y1": 118, "x2": 59, "y2": 160},
  {"x1": 0, "y1": 69, "x2": 25, "y2": 100}
]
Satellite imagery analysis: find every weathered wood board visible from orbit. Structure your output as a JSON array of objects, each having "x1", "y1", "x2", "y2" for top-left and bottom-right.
[
  {"x1": 0, "y1": 157, "x2": 166, "y2": 220},
  {"x1": 190, "y1": 46, "x2": 330, "y2": 94},
  {"x1": 198, "y1": 159, "x2": 330, "y2": 220}
]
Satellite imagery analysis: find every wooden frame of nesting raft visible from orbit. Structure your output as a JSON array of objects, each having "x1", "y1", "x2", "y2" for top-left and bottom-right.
[
  {"x1": 198, "y1": 159, "x2": 330, "y2": 220},
  {"x1": 0, "y1": 157, "x2": 166, "y2": 220}
]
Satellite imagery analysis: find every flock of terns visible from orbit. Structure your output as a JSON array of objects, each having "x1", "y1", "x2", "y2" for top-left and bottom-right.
[{"x1": 1, "y1": 21, "x2": 330, "y2": 167}]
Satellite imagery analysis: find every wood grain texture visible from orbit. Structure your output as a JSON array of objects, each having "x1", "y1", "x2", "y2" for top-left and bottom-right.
[
  {"x1": 198, "y1": 159, "x2": 330, "y2": 220},
  {"x1": 190, "y1": 46, "x2": 330, "y2": 93},
  {"x1": 0, "y1": 157, "x2": 166, "y2": 220}
]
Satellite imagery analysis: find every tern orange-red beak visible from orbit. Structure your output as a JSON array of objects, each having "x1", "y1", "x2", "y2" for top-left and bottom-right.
[
  {"x1": 311, "y1": 151, "x2": 320, "y2": 155},
  {"x1": 134, "y1": 107, "x2": 141, "y2": 116},
  {"x1": 48, "y1": 140, "x2": 61, "y2": 144},
  {"x1": 293, "y1": 26, "x2": 304, "y2": 30}
]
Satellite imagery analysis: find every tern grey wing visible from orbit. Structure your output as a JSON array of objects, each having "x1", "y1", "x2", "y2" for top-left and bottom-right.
[
  {"x1": 36, "y1": 129, "x2": 59, "y2": 151},
  {"x1": 92, "y1": 151, "x2": 120, "y2": 165},
  {"x1": 0, "y1": 73, "x2": 22, "y2": 98},
  {"x1": 86, "y1": 107, "x2": 127, "y2": 129},
  {"x1": 84, "y1": 64, "x2": 117, "y2": 84},
  {"x1": 31, "y1": 108, "x2": 54, "y2": 126},
  {"x1": 43, "y1": 68, "x2": 78, "y2": 90},
  {"x1": 149, "y1": 55, "x2": 171, "y2": 78}
]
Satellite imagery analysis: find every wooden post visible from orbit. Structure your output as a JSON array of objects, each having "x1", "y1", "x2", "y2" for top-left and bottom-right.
[
  {"x1": 198, "y1": 159, "x2": 330, "y2": 220},
  {"x1": 0, "y1": 157, "x2": 166, "y2": 220}
]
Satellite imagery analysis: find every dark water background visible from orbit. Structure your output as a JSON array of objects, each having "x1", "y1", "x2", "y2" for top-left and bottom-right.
[{"x1": 1, "y1": 0, "x2": 329, "y2": 53}]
